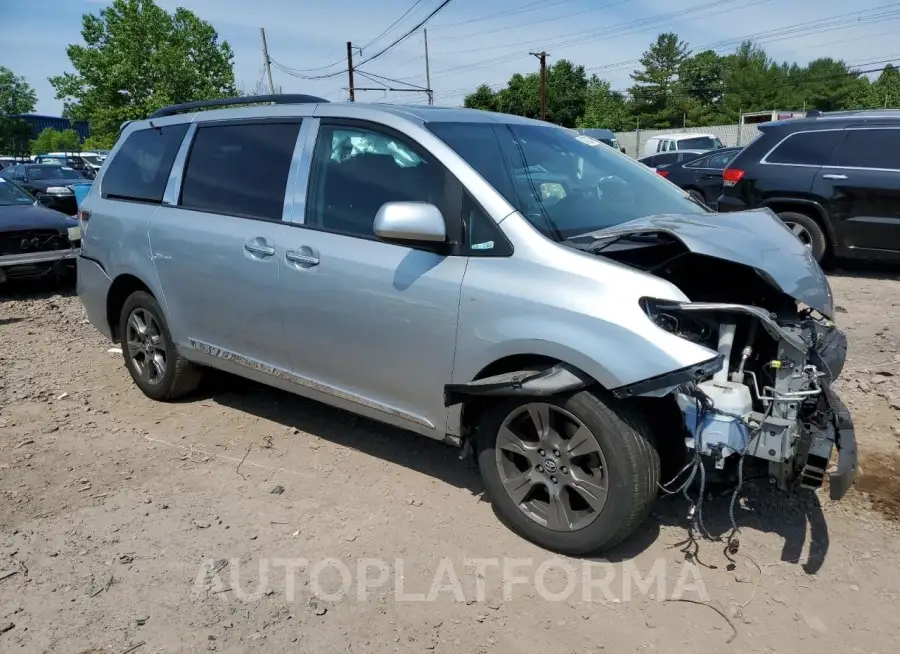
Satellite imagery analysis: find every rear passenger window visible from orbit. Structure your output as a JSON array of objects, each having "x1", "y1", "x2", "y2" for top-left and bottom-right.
[
  {"x1": 180, "y1": 121, "x2": 301, "y2": 220},
  {"x1": 831, "y1": 129, "x2": 900, "y2": 170},
  {"x1": 102, "y1": 124, "x2": 188, "y2": 203},
  {"x1": 765, "y1": 131, "x2": 842, "y2": 166}
]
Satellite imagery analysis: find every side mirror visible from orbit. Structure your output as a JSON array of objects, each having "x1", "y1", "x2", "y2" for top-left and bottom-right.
[{"x1": 373, "y1": 201, "x2": 447, "y2": 243}]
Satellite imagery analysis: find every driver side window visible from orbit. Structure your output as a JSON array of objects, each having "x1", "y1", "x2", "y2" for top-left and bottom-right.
[{"x1": 305, "y1": 123, "x2": 450, "y2": 239}]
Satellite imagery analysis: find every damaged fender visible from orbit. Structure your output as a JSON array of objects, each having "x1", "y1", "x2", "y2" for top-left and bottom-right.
[{"x1": 444, "y1": 363, "x2": 594, "y2": 407}]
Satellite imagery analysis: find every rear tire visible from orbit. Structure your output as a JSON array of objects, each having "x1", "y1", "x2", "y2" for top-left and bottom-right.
[
  {"x1": 119, "y1": 291, "x2": 202, "y2": 401},
  {"x1": 476, "y1": 389, "x2": 659, "y2": 555},
  {"x1": 777, "y1": 211, "x2": 827, "y2": 262}
]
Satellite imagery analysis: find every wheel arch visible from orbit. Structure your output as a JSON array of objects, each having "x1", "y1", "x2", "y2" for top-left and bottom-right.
[
  {"x1": 106, "y1": 273, "x2": 154, "y2": 342},
  {"x1": 760, "y1": 198, "x2": 835, "y2": 247},
  {"x1": 451, "y1": 353, "x2": 602, "y2": 445}
]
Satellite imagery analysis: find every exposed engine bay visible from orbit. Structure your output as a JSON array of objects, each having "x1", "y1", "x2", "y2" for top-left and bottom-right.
[{"x1": 595, "y1": 225, "x2": 857, "y2": 502}]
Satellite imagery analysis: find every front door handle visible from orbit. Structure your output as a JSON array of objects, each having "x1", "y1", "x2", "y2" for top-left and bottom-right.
[
  {"x1": 285, "y1": 248, "x2": 320, "y2": 267},
  {"x1": 822, "y1": 173, "x2": 847, "y2": 180},
  {"x1": 243, "y1": 239, "x2": 275, "y2": 257}
]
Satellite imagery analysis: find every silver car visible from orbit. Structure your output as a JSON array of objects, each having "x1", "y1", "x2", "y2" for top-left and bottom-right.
[{"x1": 77, "y1": 96, "x2": 856, "y2": 555}]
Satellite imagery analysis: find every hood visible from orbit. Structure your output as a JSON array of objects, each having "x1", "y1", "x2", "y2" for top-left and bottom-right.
[
  {"x1": 0, "y1": 204, "x2": 77, "y2": 231},
  {"x1": 27, "y1": 178, "x2": 84, "y2": 191},
  {"x1": 586, "y1": 209, "x2": 833, "y2": 316}
]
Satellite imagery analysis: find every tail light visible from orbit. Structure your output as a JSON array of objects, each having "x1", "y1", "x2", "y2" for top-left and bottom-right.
[
  {"x1": 722, "y1": 168, "x2": 744, "y2": 187},
  {"x1": 656, "y1": 169, "x2": 670, "y2": 178},
  {"x1": 78, "y1": 209, "x2": 90, "y2": 222}
]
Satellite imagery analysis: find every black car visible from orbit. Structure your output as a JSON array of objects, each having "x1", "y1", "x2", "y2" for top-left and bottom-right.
[
  {"x1": 654, "y1": 146, "x2": 743, "y2": 207},
  {"x1": 0, "y1": 163, "x2": 89, "y2": 215},
  {"x1": 0, "y1": 178, "x2": 81, "y2": 284},
  {"x1": 717, "y1": 109, "x2": 900, "y2": 262},
  {"x1": 637, "y1": 149, "x2": 708, "y2": 170}
]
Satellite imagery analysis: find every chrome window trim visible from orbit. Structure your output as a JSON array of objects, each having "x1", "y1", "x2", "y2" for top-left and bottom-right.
[
  {"x1": 759, "y1": 126, "x2": 900, "y2": 173},
  {"x1": 283, "y1": 118, "x2": 319, "y2": 224},
  {"x1": 162, "y1": 122, "x2": 197, "y2": 206}
]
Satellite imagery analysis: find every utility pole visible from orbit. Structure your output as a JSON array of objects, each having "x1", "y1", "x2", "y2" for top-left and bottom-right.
[
  {"x1": 346, "y1": 41, "x2": 356, "y2": 102},
  {"x1": 259, "y1": 28, "x2": 275, "y2": 95},
  {"x1": 530, "y1": 51, "x2": 548, "y2": 120},
  {"x1": 424, "y1": 29, "x2": 433, "y2": 105}
]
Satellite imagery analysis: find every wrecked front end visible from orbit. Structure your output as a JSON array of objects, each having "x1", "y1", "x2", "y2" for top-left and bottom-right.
[{"x1": 599, "y1": 211, "x2": 858, "y2": 500}]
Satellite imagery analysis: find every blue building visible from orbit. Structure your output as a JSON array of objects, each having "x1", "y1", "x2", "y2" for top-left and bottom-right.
[{"x1": 12, "y1": 114, "x2": 90, "y2": 141}]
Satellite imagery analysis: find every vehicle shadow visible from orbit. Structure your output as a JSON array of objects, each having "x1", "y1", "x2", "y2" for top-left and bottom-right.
[
  {"x1": 201, "y1": 373, "x2": 828, "y2": 573},
  {"x1": 0, "y1": 276, "x2": 77, "y2": 301},
  {"x1": 201, "y1": 372, "x2": 485, "y2": 497},
  {"x1": 826, "y1": 258, "x2": 900, "y2": 281},
  {"x1": 596, "y1": 482, "x2": 829, "y2": 575}
]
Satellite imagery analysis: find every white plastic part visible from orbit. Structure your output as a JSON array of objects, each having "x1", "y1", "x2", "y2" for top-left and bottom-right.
[{"x1": 713, "y1": 322, "x2": 736, "y2": 382}]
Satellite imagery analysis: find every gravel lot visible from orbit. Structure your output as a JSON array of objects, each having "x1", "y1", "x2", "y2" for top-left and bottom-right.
[{"x1": 1, "y1": 269, "x2": 899, "y2": 653}]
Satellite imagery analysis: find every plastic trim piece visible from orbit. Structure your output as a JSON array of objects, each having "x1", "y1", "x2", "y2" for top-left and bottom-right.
[
  {"x1": 824, "y1": 388, "x2": 857, "y2": 501},
  {"x1": 611, "y1": 355, "x2": 724, "y2": 399},
  {"x1": 443, "y1": 363, "x2": 593, "y2": 407}
]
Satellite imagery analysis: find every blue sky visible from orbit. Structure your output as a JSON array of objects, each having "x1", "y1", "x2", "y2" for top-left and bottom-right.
[{"x1": 2, "y1": 0, "x2": 900, "y2": 115}]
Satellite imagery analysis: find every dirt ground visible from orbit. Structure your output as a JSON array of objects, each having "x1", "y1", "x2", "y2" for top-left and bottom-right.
[{"x1": 2, "y1": 268, "x2": 900, "y2": 654}]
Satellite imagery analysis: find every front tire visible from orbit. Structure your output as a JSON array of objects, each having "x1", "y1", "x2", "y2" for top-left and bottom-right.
[
  {"x1": 119, "y1": 291, "x2": 202, "y2": 401},
  {"x1": 477, "y1": 390, "x2": 659, "y2": 555}
]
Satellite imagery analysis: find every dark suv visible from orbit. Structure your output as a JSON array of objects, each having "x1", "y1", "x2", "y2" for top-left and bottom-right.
[{"x1": 717, "y1": 109, "x2": 900, "y2": 262}]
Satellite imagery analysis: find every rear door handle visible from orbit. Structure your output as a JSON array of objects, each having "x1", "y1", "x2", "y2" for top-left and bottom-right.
[
  {"x1": 822, "y1": 174, "x2": 847, "y2": 180},
  {"x1": 285, "y1": 248, "x2": 320, "y2": 267},
  {"x1": 243, "y1": 239, "x2": 275, "y2": 257}
]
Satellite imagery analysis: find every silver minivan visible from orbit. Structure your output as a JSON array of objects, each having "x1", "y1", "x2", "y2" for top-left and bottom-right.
[{"x1": 77, "y1": 96, "x2": 856, "y2": 555}]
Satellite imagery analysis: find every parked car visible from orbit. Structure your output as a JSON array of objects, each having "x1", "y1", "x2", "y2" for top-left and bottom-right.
[
  {"x1": 0, "y1": 163, "x2": 89, "y2": 215},
  {"x1": 717, "y1": 109, "x2": 900, "y2": 262},
  {"x1": 653, "y1": 147, "x2": 743, "y2": 207},
  {"x1": 34, "y1": 153, "x2": 97, "y2": 178},
  {"x1": 0, "y1": 177, "x2": 81, "y2": 284},
  {"x1": 642, "y1": 133, "x2": 724, "y2": 156},
  {"x1": 637, "y1": 149, "x2": 707, "y2": 171},
  {"x1": 76, "y1": 95, "x2": 855, "y2": 555},
  {"x1": 575, "y1": 128, "x2": 624, "y2": 152}
]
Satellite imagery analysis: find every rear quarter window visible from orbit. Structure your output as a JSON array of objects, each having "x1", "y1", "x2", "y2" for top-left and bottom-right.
[
  {"x1": 763, "y1": 130, "x2": 843, "y2": 166},
  {"x1": 102, "y1": 123, "x2": 189, "y2": 203}
]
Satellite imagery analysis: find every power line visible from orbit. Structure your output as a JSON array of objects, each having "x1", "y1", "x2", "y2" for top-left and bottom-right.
[
  {"x1": 273, "y1": 0, "x2": 455, "y2": 80},
  {"x1": 426, "y1": 0, "x2": 563, "y2": 30},
  {"x1": 358, "y1": 0, "x2": 431, "y2": 51},
  {"x1": 423, "y1": 2, "x2": 900, "y2": 93},
  {"x1": 436, "y1": 0, "x2": 630, "y2": 42}
]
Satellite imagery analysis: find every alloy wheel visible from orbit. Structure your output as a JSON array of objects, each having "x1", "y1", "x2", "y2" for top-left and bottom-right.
[
  {"x1": 125, "y1": 308, "x2": 168, "y2": 386},
  {"x1": 783, "y1": 221, "x2": 813, "y2": 249},
  {"x1": 494, "y1": 402, "x2": 609, "y2": 532}
]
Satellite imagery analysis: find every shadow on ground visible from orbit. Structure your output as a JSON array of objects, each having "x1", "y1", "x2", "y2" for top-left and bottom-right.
[{"x1": 198, "y1": 372, "x2": 832, "y2": 574}]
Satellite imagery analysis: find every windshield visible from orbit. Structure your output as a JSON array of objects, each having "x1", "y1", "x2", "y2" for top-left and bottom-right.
[
  {"x1": 0, "y1": 178, "x2": 34, "y2": 206},
  {"x1": 27, "y1": 165, "x2": 83, "y2": 181},
  {"x1": 678, "y1": 136, "x2": 723, "y2": 150},
  {"x1": 427, "y1": 121, "x2": 707, "y2": 240}
]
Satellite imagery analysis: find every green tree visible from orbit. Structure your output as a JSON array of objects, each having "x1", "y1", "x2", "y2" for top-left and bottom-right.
[
  {"x1": 868, "y1": 64, "x2": 900, "y2": 108},
  {"x1": 83, "y1": 134, "x2": 116, "y2": 151},
  {"x1": 577, "y1": 76, "x2": 629, "y2": 131},
  {"x1": 49, "y1": 0, "x2": 236, "y2": 144},
  {"x1": 463, "y1": 84, "x2": 497, "y2": 111},
  {"x1": 0, "y1": 66, "x2": 37, "y2": 154},
  {"x1": 629, "y1": 32, "x2": 689, "y2": 127},
  {"x1": 30, "y1": 128, "x2": 58, "y2": 154},
  {"x1": 29, "y1": 127, "x2": 83, "y2": 154}
]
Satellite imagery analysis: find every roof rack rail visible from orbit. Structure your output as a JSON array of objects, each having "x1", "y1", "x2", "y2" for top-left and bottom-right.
[{"x1": 148, "y1": 94, "x2": 330, "y2": 119}]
